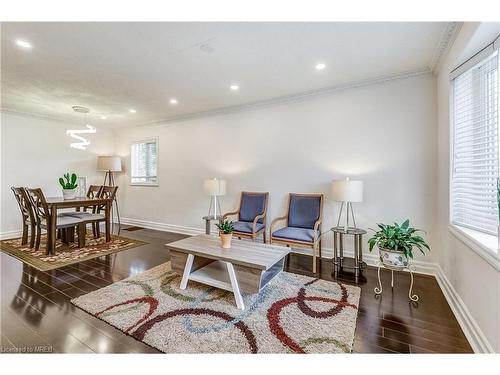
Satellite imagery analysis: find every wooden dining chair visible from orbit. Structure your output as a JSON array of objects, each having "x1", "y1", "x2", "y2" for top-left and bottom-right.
[
  {"x1": 60, "y1": 185, "x2": 103, "y2": 237},
  {"x1": 11, "y1": 187, "x2": 37, "y2": 248},
  {"x1": 25, "y1": 188, "x2": 86, "y2": 253},
  {"x1": 68, "y1": 186, "x2": 117, "y2": 238}
]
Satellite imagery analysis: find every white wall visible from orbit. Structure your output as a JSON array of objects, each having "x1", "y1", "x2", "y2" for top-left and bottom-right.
[
  {"x1": 436, "y1": 23, "x2": 500, "y2": 352},
  {"x1": 0, "y1": 112, "x2": 114, "y2": 235},
  {"x1": 114, "y1": 74, "x2": 438, "y2": 263}
]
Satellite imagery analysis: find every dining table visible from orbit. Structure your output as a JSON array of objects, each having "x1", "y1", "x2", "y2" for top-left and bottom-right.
[{"x1": 45, "y1": 196, "x2": 112, "y2": 254}]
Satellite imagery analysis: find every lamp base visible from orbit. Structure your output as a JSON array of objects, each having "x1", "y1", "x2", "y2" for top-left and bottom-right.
[
  {"x1": 336, "y1": 201, "x2": 357, "y2": 233},
  {"x1": 207, "y1": 195, "x2": 223, "y2": 220},
  {"x1": 102, "y1": 170, "x2": 121, "y2": 235}
]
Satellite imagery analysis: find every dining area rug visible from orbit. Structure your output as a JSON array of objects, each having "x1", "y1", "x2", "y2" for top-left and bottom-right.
[
  {"x1": 0, "y1": 232, "x2": 146, "y2": 271},
  {"x1": 71, "y1": 262, "x2": 361, "y2": 353}
]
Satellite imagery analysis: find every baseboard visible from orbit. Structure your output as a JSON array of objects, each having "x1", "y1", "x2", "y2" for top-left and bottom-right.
[
  {"x1": 435, "y1": 265, "x2": 494, "y2": 353},
  {"x1": 317, "y1": 246, "x2": 437, "y2": 276},
  {"x1": 120, "y1": 217, "x2": 204, "y2": 236},
  {"x1": 0, "y1": 230, "x2": 23, "y2": 240}
]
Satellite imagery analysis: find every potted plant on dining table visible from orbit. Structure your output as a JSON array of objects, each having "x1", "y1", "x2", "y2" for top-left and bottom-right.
[
  {"x1": 59, "y1": 172, "x2": 78, "y2": 200},
  {"x1": 216, "y1": 218, "x2": 234, "y2": 249}
]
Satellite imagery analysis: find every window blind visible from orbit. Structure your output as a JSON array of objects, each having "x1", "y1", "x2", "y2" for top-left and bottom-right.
[
  {"x1": 131, "y1": 139, "x2": 158, "y2": 185},
  {"x1": 451, "y1": 51, "x2": 499, "y2": 235}
]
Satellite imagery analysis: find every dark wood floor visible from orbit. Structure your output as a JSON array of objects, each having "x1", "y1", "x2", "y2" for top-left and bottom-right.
[{"x1": 0, "y1": 226, "x2": 473, "y2": 354}]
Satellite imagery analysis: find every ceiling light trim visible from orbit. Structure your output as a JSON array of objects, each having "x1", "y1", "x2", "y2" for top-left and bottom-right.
[{"x1": 145, "y1": 68, "x2": 432, "y2": 128}]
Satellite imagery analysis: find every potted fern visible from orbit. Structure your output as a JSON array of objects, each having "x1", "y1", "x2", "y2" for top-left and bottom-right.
[
  {"x1": 59, "y1": 172, "x2": 78, "y2": 200},
  {"x1": 215, "y1": 219, "x2": 234, "y2": 249},
  {"x1": 368, "y1": 219, "x2": 430, "y2": 269}
]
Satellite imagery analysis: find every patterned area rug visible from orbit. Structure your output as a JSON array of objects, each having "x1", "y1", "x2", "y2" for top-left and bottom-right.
[
  {"x1": 72, "y1": 262, "x2": 361, "y2": 353},
  {"x1": 0, "y1": 232, "x2": 146, "y2": 271}
]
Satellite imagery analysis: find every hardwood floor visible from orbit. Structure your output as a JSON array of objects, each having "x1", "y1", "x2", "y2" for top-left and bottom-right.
[{"x1": 0, "y1": 226, "x2": 473, "y2": 354}]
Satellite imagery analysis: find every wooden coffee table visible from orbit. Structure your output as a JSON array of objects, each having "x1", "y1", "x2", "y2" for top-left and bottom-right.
[{"x1": 165, "y1": 234, "x2": 290, "y2": 310}]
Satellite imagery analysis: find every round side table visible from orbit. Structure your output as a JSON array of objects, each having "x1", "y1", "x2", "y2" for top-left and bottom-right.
[
  {"x1": 332, "y1": 227, "x2": 367, "y2": 277},
  {"x1": 202, "y1": 215, "x2": 222, "y2": 235}
]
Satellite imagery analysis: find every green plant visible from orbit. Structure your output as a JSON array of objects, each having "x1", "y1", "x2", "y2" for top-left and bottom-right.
[
  {"x1": 59, "y1": 172, "x2": 78, "y2": 190},
  {"x1": 216, "y1": 219, "x2": 234, "y2": 234},
  {"x1": 368, "y1": 219, "x2": 430, "y2": 259}
]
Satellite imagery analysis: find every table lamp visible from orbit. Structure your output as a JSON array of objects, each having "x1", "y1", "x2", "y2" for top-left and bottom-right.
[
  {"x1": 204, "y1": 178, "x2": 226, "y2": 219},
  {"x1": 331, "y1": 177, "x2": 364, "y2": 232}
]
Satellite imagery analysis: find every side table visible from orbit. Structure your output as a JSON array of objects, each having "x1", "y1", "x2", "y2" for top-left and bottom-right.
[
  {"x1": 202, "y1": 215, "x2": 222, "y2": 235},
  {"x1": 332, "y1": 226, "x2": 367, "y2": 277}
]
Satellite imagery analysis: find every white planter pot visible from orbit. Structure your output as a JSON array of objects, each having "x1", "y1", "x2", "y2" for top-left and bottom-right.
[
  {"x1": 62, "y1": 188, "x2": 76, "y2": 200},
  {"x1": 378, "y1": 247, "x2": 409, "y2": 269}
]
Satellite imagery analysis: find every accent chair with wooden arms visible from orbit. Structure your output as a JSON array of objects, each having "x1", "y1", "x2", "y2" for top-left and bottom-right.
[
  {"x1": 222, "y1": 191, "x2": 269, "y2": 242},
  {"x1": 11, "y1": 187, "x2": 37, "y2": 248},
  {"x1": 270, "y1": 193, "x2": 323, "y2": 273}
]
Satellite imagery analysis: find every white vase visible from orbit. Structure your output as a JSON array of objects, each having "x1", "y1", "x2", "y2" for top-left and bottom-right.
[
  {"x1": 378, "y1": 247, "x2": 408, "y2": 269},
  {"x1": 62, "y1": 188, "x2": 76, "y2": 200}
]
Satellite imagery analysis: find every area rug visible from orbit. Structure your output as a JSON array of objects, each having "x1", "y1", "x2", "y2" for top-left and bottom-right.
[
  {"x1": 71, "y1": 262, "x2": 361, "y2": 353},
  {"x1": 0, "y1": 232, "x2": 146, "y2": 271}
]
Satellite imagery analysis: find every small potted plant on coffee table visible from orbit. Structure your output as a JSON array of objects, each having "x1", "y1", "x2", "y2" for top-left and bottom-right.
[
  {"x1": 59, "y1": 172, "x2": 78, "y2": 200},
  {"x1": 368, "y1": 219, "x2": 430, "y2": 269},
  {"x1": 216, "y1": 219, "x2": 234, "y2": 249}
]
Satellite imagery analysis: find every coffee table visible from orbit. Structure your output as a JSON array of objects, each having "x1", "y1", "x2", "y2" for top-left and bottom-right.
[{"x1": 165, "y1": 234, "x2": 290, "y2": 310}]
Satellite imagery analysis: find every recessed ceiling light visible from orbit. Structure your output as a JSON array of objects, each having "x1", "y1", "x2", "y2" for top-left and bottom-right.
[
  {"x1": 169, "y1": 98, "x2": 178, "y2": 105},
  {"x1": 230, "y1": 84, "x2": 239, "y2": 91},
  {"x1": 315, "y1": 63, "x2": 326, "y2": 71},
  {"x1": 101, "y1": 116, "x2": 107, "y2": 120},
  {"x1": 129, "y1": 109, "x2": 137, "y2": 113},
  {"x1": 15, "y1": 39, "x2": 32, "y2": 49}
]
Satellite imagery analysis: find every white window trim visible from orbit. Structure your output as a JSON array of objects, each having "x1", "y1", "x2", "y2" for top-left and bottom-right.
[
  {"x1": 448, "y1": 34, "x2": 500, "y2": 269},
  {"x1": 449, "y1": 225, "x2": 500, "y2": 272},
  {"x1": 130, "y1": 137, "x2": 159, "y2": 187}
]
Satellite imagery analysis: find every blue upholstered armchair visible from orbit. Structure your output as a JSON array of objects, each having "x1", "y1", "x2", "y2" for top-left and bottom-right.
[
  {"x1": 222, "y1": 192, "x2": 269, "y2": 242},
  {"x1": 270, "y1": 193, "x2": 323, "y2": 273}
]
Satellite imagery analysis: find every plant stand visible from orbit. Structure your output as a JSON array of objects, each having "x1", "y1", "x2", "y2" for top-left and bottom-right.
[{"x1": 374, "y1": 261, "x2": 419, "y2": 302}]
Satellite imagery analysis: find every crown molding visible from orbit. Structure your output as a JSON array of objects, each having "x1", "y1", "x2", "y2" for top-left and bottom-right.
[
  {"x1": 429, "y1": 22, "x2": 463, "y2": 74},
  {"x1": 0, "y1": 108, "x2": 70, "y2": 124},
  {"x1": 3, "y1": 67, "x2": 433, "y2": 130},
  {"x1": 144, "y1": 68, "x2": 432, "y2": 128}
]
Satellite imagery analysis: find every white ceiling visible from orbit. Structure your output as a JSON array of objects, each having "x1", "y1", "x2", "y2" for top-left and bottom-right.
[{"x1": 1, "y1": 22, "x2": 450, "y2": 128}]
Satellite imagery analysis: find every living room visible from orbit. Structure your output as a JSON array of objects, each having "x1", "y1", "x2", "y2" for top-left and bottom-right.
[{"x1": 1, "y1": 0, "x2": 499, "y2": 372}]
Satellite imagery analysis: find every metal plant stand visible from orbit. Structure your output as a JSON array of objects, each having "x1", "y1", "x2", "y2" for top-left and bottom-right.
[{"x1": 374, "y1": 261, "x2": 419, "y2": 302}]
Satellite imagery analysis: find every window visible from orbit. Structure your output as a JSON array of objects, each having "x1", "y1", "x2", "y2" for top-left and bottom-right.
[
  {"x1": 130, "y1": 139, "x2": 158, "y2": 185},
  {"x1": 451, "y1": 50, "x2": 499, "y2": 235}
]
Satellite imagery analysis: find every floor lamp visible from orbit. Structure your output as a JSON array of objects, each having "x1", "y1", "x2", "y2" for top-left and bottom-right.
[{"x1": 97, "y1": 155, "x2": 122, "y2": 234}]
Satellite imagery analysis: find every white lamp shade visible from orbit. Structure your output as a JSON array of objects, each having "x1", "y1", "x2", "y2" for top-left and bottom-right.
[
  {"x1": 97, "y1": 156, "x2": 122, "y2": 172},
  {"x1": 331, "y1": 179, "x2": 363, "y2": 202},
  {"x1": 204, "y1": 178, "x2": 226, "y2": 196}
]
